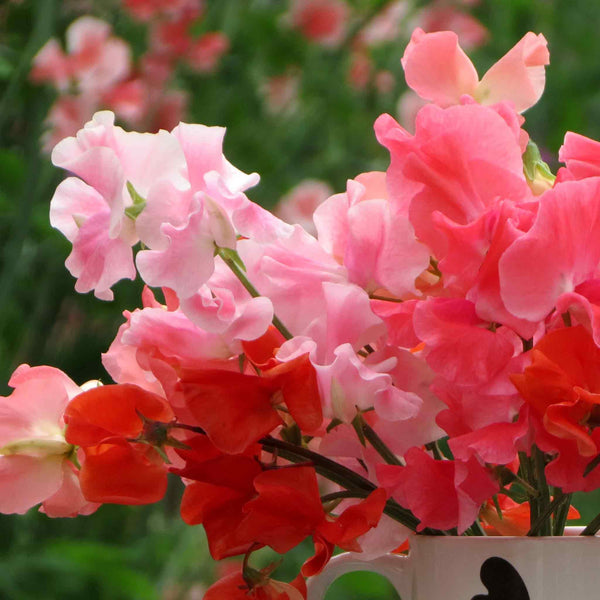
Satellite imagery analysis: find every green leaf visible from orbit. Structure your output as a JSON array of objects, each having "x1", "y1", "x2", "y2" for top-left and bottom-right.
[{"x1": 125, "y1": 181, "x2": 147, "y2": 220}]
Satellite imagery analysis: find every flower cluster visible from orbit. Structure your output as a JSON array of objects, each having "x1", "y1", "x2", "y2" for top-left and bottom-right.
[
  {"x1": 30, "y1": 3, "x2": 229, "y2": 151},
  {"x1": 8, "y1": 26, "x2": 600, "y2": 597}
]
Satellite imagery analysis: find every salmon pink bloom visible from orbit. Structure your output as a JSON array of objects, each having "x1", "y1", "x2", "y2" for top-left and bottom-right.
[
  {"x1": 378, "y1": 449, "x2": 497, "y2": 533},
  {"x1": 0, "y1": 365, "x2": 96, "y2": 516},
  {"x1": 64, "y1": 384, "x2": 174, "y2": 504},
  {"x1": 401, "y1": 28, "x2": 548, "y2": 112}
]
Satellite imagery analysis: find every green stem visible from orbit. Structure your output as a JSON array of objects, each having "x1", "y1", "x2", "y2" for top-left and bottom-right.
[
  {"x1": 552, "y1": 490, "x2": 572, "y2": 536},
  {"x1": 259, "y1": 436, "x2": 424, "y2": 532},
  {"x1": 581, "y1": 512, "x2": 600, "y2": 536},
  {"x1": 532, "y1": 446, "x2": 552, "y2": 536},
  {"x1": 527, "y1": 492, "x2": 568, "y2": 536},
  {"x1": 217, "y1": 247, "x2": 293, "y2": 340},
  {"x1": 320, "y1": 490, "x2": 370, "y2": 504},
  {"x1": 360, "y1": 417, "x2": 405, "y2": 466}
]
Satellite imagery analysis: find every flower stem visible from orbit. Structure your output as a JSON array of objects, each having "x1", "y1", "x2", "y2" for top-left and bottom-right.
[
  {"x1": 358, "y1": 416, "x2": 405, "y2": 466},
  {"x1": 259, "y1": 435, "x2": 426, "y2": 532},
  {"x1": 581, "y1": 512, "x2": 600, "y2": 536},
  {"x1": 217, "y1": 247, "x2": 293, "y2": 340}
]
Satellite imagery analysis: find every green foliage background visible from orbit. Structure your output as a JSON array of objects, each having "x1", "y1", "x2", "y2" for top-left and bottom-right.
[{"x1": 1, "y1": 0, "x2": 600, "y2": 598}]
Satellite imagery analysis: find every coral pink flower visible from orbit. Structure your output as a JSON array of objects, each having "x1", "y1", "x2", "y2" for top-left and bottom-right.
[
  {"x1": 379, "y1": 449, "x2": 497, "y2": 533},
  {"x1": 402, "y1": 28, "x2": 548, "y2": 112},
  {"x1": 374, "y1": 104, "x2": 530, "y2": 270},
  {"x1": 0, "y1": 365, "x2": 96, "y2": 516},
  {"x1": 287, "y1": 0, "x2": 350, "y2": 47},
  {"x1": 558, "y1": 131, "x2": 600, "y2": 181},
  {"x1": 499, "y1": 178, "x2": 600, "y2": 323}
]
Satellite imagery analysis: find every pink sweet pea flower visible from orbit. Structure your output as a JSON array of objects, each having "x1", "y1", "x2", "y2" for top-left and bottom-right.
[
  {"x1": 314, "y1": 171, "x2": 430, "y2": 298},
  {"x1": 187, "y1": 32, "x2": 230, "y2": 73},
  {"x1": 286, "y1": 0, "x2": 350, "y2": 47},
  {"x1": 0, "y1": 365, "x2": 97, "y2": 516},
  {"x1": 402, "y1": 28, "x2": 548, "y2": 112},
  {"x1": 374, "y1": 104, "x2": 530, "y2": 269},
  {"x1": 378, "y1": 449, "x2": 497, "y2": 533},
  {"x1": 32, "y1": 17, "x2": 131, "y2": 94},
  {"x1": 275, "y1": 180, "x2": 333, "y2": 236},
  {"x1": 558, "y1": 131, "x2": 600, "y2": 181},
  {"x1": 51, "y1": 111, "x2": 187, "y2": 299},
  {"x1": 499, "y1": 177, "x2": 600, "y2": 323}
]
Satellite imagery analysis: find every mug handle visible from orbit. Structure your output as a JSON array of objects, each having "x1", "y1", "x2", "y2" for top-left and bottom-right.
[{"x1": 306, "y1": 552, "x2": 413, "y2": 600}]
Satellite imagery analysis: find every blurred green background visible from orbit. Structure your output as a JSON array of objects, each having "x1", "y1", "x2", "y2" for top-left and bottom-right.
[{"x1": 2, "y1": 0, "x2": 600, "y2": 598}]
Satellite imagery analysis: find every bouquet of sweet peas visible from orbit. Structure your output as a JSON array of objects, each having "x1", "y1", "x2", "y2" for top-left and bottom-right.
[{"x1": 4, "y1": 26, "x2": 600, "y2": 598}]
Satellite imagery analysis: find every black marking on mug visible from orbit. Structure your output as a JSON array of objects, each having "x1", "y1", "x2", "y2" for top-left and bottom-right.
[{"x1": 471, "y1": 556, "x2": 530, "y2": 600}]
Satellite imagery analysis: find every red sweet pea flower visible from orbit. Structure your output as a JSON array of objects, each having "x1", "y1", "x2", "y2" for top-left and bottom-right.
[
  {"x1": 174, "y1": 436, "x2": 263, "y2": 560},
  {"x1": 238, "y1": 466, "x2": 387, "y2": 574},
  {"x1": 177, "y1": 356, "x2": 323, "y2": 453},
  {"x1": 64, "y1": 384, "x2": 173, "y2": 504},
  {"x1": 204, "y1": 570, "x2": 306, "y2": 600},
  {"x1": 511, "y1": 325, "x2": 600, "y2": 457},
  {"x1": 178, "y1": 370, "x2": 282, "y2": 454}
]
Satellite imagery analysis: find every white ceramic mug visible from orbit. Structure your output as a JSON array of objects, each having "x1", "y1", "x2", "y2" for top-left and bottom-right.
[{"x1": 307, "y1": 530, "x2": 600, "y2": 599}]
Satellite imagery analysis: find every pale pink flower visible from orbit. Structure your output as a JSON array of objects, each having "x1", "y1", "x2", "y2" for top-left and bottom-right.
[
  {"x1": 287, "y1": 0, "x2": 350, "y2": 47},
  {"x1": 135, "y1": 122, "x2": 259, "y2": 298},
  {"x1": 402, "y1": 28, "x2": 548, "y2": 112},
  {"x1": 275, "y1": 180, "x2": 333, "y2": 235},
  {"x1": 262, "y1": 71, "x2": 300, "y2": 115},
  {"x1": 51, "y1": 111, "x2": 187, "y2": 300},
  {"x1": 356, "y1": 1, "x2": 409, "y2": 47},
  {"x1": 314, "y1": 171, "x2": 430, "y2": 298},
  {"x1": 32, "y1": 17, "x2": 131, "y2": 94},
  {"x1": 0, "y1": 365, "x2": 97, "y2": 516}
]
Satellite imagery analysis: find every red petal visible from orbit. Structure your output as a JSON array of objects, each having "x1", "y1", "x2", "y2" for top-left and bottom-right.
[
  {"x1": 265, "y1": 354, "x2": 323, "y2": 434},
  {"x1": 238, "y1": 466, "x2": 325, "y2": 554},
  {"x1": 179, "y1": 370, "x2": 282, "y2": 454},
  {"x1": 79, "y1": 440, "x2": 167, "y2": 504},
  {"x1": 65, "y1": 384, "x2": 173, "y2": 446}
]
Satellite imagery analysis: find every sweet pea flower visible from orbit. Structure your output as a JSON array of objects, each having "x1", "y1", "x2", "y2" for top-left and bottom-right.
[
  {"x1": 286, "y1": 0, "x2": 350, "y2": 47},
  {"x1": 275, "y1": 180, "x2": 333, "y2": 236},
  {"x1": 314, "y1": 171, "x2": 430, "y2": 298},
  {"x1": 31, "y1": 17, "x2": 131, "y2": 94},
  {"x1": 0, "y1": 365, "x2": 97, "y2": 516},
  {"x1": 401, "y1": 28, "x2": 548, "y2": 112}
]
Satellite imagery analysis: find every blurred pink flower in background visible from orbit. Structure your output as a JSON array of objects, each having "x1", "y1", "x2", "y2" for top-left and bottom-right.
[
  {"x1": 275, "y1": 180, "x2": 333, "y2": 235},
  {"x1": 286, "y1": 0, "x2": 350, "y2": 47},
  {"x1": 262, "y1": 70, "x2": 301, "y2": 115}
]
